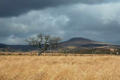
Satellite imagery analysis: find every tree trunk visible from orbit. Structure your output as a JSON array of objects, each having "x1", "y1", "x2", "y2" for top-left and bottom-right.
[
  {"x1": 38, "y1": 50, "x2": 43, "y2": 56},
  {"x1": 38, "y1": 49, "x2": 46, "y2": 56},
  {"x1": 38, "y1": 51, "x2": 42, "y2": 56}
]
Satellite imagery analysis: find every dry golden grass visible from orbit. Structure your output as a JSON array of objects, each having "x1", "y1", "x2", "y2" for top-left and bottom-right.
[{"x1": 0, "y1": 53, "x2": 120, "y2": 80}]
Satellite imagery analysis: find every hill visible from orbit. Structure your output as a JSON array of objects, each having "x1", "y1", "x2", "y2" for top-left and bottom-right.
[
  {"x1": 0, "y1": 43, "x2": 7, "y2": 48},
  {"x1": 60, "y1": 37, "x2": 118, "y2": 49},
  {"x1": 0, "y1": 44, "x2": 36, "y2": 52}
]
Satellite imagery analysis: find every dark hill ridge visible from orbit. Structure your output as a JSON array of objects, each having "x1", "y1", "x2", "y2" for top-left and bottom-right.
[
  {"x1": 60, "y1": 37, "x2": 110, "y2": 48},
  {"x1": 0, "y1": 43, "x2": 6, "y2": 48},
  {"x1": 68, "y1": 37, "x2": 94, "y2": 42},
  {"x1": 61, "y1": 37, "x2": 100, "y2": 44},
  {"x1": 0, "y1": 44, "x2": 36, "y2": 51}
]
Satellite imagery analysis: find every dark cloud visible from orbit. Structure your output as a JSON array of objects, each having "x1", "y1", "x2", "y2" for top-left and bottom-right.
[{"x1": 0, "y1": 0, "x2": 119, "y2": 17}]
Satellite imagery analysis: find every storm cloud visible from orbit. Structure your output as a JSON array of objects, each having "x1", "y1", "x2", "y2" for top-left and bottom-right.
[
  {"x1": 0, "y1": 0, "x2": 120, "y2": 45},
  {"x1": 0, "y1": 0, "x2": 120, "y2": 17}
]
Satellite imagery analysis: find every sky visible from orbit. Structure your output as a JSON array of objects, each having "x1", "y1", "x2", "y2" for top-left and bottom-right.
[{"x1": 0, "y1": 0, "x2": 120, "y2": 45}]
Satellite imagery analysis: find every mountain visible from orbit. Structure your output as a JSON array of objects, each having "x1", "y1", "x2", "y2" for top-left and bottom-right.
[
  {"x1": 60, "y1": 37, "x2": 115, "y2": 48},
  {"x1": 7, "y1": 45, "x2": 36, "y2": 51},
  {"x1": 0, "y1": 43, "x2": 36, "y2": 51},
  {"x1": 0, "y1": 43, "x2": 6, "y2": 48}
]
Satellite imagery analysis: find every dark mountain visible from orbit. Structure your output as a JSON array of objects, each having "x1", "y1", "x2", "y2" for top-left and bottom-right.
[
  {"x1": 7, "y1": 45, "x2": 36, "y2": 51},
  {"x1": 0, "y1": 43, "x2": 7, "y2": 48},
  {"x1": 0, "y1": 43, "x2": 36, "y2": 52},
  {"x1": 60, "y1": 37, "x2": 114, "y2": 48}
]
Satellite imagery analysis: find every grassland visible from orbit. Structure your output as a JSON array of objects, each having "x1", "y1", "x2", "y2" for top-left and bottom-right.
[{"x1": 0, "y1": 53, "x2": 120, "y2": 80}]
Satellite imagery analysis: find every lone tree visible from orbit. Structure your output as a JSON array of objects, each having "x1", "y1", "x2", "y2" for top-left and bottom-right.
[{"x1": 26, "y1": 33, "x2": 61, "y2": 56}]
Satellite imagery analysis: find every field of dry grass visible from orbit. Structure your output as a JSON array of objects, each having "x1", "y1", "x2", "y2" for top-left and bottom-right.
[{"x1": 0, "y1": 53, "x2": 120, "y2": 80}]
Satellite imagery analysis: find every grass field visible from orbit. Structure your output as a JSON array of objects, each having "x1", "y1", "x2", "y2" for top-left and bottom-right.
[{"x1": 0, "y1": 53, "x2": 120, "y2": 80}]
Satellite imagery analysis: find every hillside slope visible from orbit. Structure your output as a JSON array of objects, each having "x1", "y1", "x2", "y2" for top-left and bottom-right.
[{"x1": 60, "y1": 37, "x2": 115, "y2": 48}]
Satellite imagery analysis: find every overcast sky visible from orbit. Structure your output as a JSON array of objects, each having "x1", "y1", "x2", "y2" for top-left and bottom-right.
[{"x1": 0, "y1": 0, "x2": 120, "y2": 45}]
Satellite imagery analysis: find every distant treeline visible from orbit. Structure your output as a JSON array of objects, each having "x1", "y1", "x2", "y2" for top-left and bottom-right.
[
  {"x1": 1, "y1": 47, "x2": 120, "y2": 55},
  {"x1": 57, "y1": 48, "x2": 120, "y2": 55}
]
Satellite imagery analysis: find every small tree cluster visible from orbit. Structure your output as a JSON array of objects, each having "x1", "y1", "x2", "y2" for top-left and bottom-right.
[{"x1": 26, "y1": 33, "x2": 61, "y2": 55}]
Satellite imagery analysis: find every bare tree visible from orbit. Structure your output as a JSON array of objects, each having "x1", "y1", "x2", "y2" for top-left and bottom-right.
[{"x1": 26, "y1": 33, "x2": 61, "y2": 56}]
